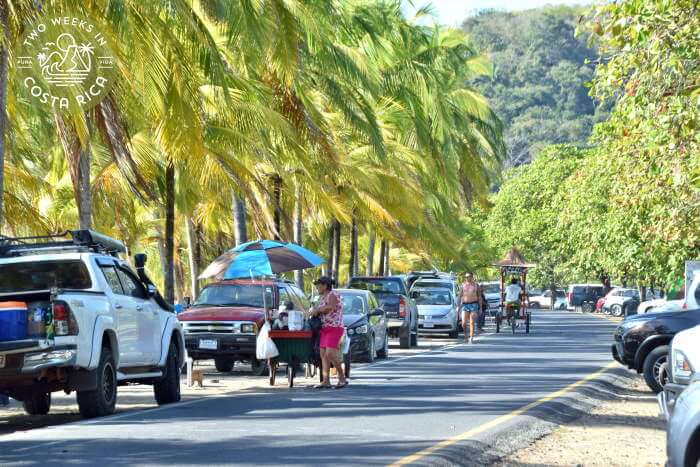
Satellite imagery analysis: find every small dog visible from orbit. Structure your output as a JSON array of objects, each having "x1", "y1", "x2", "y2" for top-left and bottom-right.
[{"x1": 191, "y1": 369, "x2": 204, "y2": 388}]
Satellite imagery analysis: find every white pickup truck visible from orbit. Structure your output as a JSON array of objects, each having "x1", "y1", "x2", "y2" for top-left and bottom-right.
[{"x1": 0, "y1": 230, "x2": 184, "y2": 418}]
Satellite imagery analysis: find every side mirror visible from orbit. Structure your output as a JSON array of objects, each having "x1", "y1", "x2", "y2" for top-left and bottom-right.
[
  {"x1": 370, "y1": 308, "x2": 383, "y2": 317},
  {"x1": 134, "y1": 253, "x2": 147, "y2": 269},
  {"x1": 410, "y1": 292, "x2": 418, "y2": 299},
  {"x1": 146, "y1": 284, "x2": 157, "y2": 297},
  {"x1": 183, "y1": 296, "x2": 191, "y2": 308},
  {"x1": 285, "y1": 301, "x2": 294, "y2": 311}
]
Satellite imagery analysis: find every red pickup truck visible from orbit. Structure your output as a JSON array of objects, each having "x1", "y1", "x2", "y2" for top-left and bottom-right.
[{"x1": 177, "y1": 278, "x2": 309, "y2": 375}]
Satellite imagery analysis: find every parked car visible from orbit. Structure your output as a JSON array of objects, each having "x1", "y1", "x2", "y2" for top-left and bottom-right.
[
  {"x1": 638, "y1": 298, "x2": 685, "y2": 314},
  {"x1": 603, "y1": 288, "x2": 641, "y2": 317},
  {"x1": 0, "y1": 230, "x2": 184, "y2": 418},
  {"x1": 336, "y1": 289, "x2": 388, "y2": 362},
  {"x1": 612, "y1": 306, "x2": 700, "y2": 392},
  {"x1": 411, "y1": 287, "x2": 459, "y2": 337},
  {"x1": 347, "y1": 276, "x2": 418, "y2": 348},
  {"x1": 481, "y1": 281, "x2": 501, "y2": 313},
  {"x1": 178, "y1": 278, "x2": 308, "y2": 375},
  {"x1": 595, "y1": 296, "x2": 606, "y2": 312},
  {"x1": 659, "y1": 324, "x2": 700, "y2": 418},
  {"x1": 529, "y1": 290, "x2": 567, "y2": 309},
  {"x1": 664, "y1": 377, "x2": 700, "y2": 467},
  {"x1": 411, "y1": 277, "x2": 457, "y2": 302},
  {"x1": 567, "y1": 283, "x2": 606, "y2": 312},
  {"x1": 683, "y1": 270, "x2": 700, "y2": 311}
]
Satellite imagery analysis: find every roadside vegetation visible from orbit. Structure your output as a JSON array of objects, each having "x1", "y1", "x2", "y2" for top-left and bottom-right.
[{"x1": 486, "y1": 0, "x2": 700, "y2": 292}]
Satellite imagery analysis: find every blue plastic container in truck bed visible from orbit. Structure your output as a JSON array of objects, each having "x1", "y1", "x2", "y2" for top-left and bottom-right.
[{"x1": 0, "y1": 302, "x2": 28, "y2": 341}]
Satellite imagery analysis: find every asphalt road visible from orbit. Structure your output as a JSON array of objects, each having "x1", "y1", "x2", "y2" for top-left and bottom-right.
[{"x1": 0, "y1": 311, "x2": 618, "y2": 466}]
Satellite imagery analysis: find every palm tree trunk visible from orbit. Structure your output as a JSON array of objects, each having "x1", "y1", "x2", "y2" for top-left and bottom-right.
[
  {"x1": 54, "y1": 113, "x2": 92, "y2": 230},
  {"x1": 293, "y1": 184, "x2": 304, "y2": 289},
  {"x1": 383, "y1": 241, "x2": 390, "y2": 275},
  {"x1": 232, "y1": 191, "x2": 248, "y2": 246},
  {"x1": 325, "y1": 223, "x2": 334, "y2": 277},
  {"x1": 273, "y1": 175, "x2": 282, "y2": 240},
  {"x1": 349, "y1": 216, "x2": 358, "y2": 279},
  {"x1": 378, "y1": 240, "x2": 386, "y2": 276},
  {"x1": 0, "y1": 3, "x2": 9, "y2": 231},
  {"x1": 366, "y1": 230, "x2": 375, "y2": 275},
  {"x1": 186, "y1": 217, "x2": 199, "y2": 300},
  {"x1": 163, "y1": 162, "x2": 175, "y2": 305},
  {"x1": 332, "y1": 220, "x2": 341, "y2": 284}
]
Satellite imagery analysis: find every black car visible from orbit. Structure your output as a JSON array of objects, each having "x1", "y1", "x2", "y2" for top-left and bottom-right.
[
  {"x1": 567, "y1": 283, "x2": 606, "y2": 312},
  {"x1": 336, "y1": 289, "x2": 388, "y2": 362},
  {"x1": 612, "y1": 307, "x2": 700, "y2": 392},
  {"x1": 347, "y1": 276, "x2": 419, "y2": 348}
]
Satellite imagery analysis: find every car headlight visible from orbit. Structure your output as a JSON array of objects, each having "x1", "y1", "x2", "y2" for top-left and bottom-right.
[
  {"x1": 240, "y1": 323, "x2": 256, "y2": 334},
  {"x1": 674, "y1": 350, "x2": 693, "y2": 379},
  {"x1": 350, "y1": 324, "x2": 368, "y2": 335}
]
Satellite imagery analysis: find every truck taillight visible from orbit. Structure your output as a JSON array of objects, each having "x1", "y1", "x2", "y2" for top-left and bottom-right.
[
  {"x1": 399, "y1": 297, "x2": 407, "y2": 318},
  {"x1": 53, "y1": 301, "x2": 79, "y2": 336}
]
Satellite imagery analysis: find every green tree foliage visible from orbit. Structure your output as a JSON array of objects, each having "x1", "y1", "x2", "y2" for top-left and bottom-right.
[
  {"x1": 485, "y1": 145, "x2": 589, "y2": 288},
  {"x1": 462, "y1": 7, "x2": 607, "y2": 167},
  {"x1": 486, "y1": 0, "x2": 700, "y2": 289}
]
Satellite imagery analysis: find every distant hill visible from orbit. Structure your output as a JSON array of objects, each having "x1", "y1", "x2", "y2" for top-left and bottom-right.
[{"x1": 462, "y1": 6, "x2": 607, "y2": 167}]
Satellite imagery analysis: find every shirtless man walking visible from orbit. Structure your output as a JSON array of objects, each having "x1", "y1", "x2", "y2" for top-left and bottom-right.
[{"x1": 460, "y1": 272, "x2": 482, "y2": 343}]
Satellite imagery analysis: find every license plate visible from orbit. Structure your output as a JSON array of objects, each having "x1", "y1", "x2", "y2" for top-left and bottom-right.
[
  {"x1": 198, "y1": 339, "x2": 218, "y2": 350},
  {"x1": 0, "y1": 355, "x2": 5, "y2": 368},
  {"x1": 423, "y1": 323, "x2": 434, "y2": 328}
]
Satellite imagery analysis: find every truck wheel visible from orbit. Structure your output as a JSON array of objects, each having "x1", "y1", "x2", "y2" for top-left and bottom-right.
[
  {"x1": 643, "y1": 345, "x2": 669, "y2": 393},
  {"x1": 214, "y1": 357, "x2": 234, "y2": 373},
  {"x1": 77, "y1": 347, "x2": 117, "y2": 418},
  {"x1": 582, "y1": 302, "x2": 594, "y2": 313},
  {"x1": 410, "y1": 328, "x2": 418, "y2": 347},
  {"x1": 399, "y1": 332, "x2": 410, "y2": 349},
  {"x1": 154, "y1": 341, "x2": 181, "y2": 405},
  {"x1": 23, "y1": 392, "x2": 51, "y2": 416},
  {"x1": 251, "y1": 358, "x2": 269, "y2": 376}
]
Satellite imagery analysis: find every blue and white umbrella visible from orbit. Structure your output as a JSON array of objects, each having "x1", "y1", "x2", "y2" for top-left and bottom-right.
[{"x1": 198, "y1": 240, "x2": 325, "y2": 280}]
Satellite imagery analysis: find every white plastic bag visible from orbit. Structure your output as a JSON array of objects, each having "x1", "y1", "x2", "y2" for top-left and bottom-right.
[
  {"x1": 341, "y1": 329, "x2": 350, "y2": 354},
  {"x1": 256, "y1": 322, "x2": 279, "y2": 359},
  {"x1": 288, "y1": 310, "x2": 304, "y2": 331}
]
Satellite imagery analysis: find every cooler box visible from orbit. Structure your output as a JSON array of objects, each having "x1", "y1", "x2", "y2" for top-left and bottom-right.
[{"x1": 0, "y1": 301, "x2": 28, "y2": 342}]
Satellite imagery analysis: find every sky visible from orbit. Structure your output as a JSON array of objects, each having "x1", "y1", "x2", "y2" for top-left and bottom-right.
[{"x1": 405, "y1": 0, "x2": 589, "y2": 26}]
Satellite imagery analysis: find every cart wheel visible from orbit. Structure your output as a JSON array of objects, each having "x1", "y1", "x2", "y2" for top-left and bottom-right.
[
  {"x1": 287, "y1": 364, "x2": 296, "y2": 388},
  {"x1": 526, "y1": 313, "x2": 531, "y2": 334},
  {"x1": 269, "y1": 360, "x2": 277, "y2": 386},
  {"x1": 344, "y1": 350, "x2": 352, "y2": 379}
]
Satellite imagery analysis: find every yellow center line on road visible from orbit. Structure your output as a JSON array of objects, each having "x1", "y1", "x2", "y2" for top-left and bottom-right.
[{"x1": 388, "y1": 360, "x2": 618, "y2": 466}]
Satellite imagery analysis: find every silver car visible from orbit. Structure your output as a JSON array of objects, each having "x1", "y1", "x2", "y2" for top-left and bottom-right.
[
  {"x1": 411, "y1": 287, "x2": 458, "y2": 337},
  {"x1": 665, "y1": 377, "x2": 700, "y2": 467}
]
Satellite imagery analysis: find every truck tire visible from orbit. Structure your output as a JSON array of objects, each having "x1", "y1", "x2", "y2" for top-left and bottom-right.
[
  {"x1": 77, "y1": 347, "x2": 117, "y2": 418},
  {"x1": 154, "y1": 341, "x2": 181, "y2": 405},
  {"x1": 214, "y1": 357, "x2": 234, "y2": 373},
  {"x1": 582, "y1": 302, "x2": 594, "y2": 313},
  {"x1": 251, "y1": 358, "x2": 269, "y2": 376},
  {"x1": 399, "y1": 330, "x2": 410, "y2": 349},
  {"x1": 643, "y1": 345, "x2": 669, "y2": 393},
  {"x1": 23, "y1": 392, "x2": 51, "y2": 415}
]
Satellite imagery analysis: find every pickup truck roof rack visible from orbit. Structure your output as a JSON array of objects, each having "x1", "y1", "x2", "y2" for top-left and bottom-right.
[{"x1": 0, "y1": 230, "x2": 126, "y2": 258}]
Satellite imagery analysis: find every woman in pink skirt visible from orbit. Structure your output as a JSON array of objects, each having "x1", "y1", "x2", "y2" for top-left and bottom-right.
[{"x1": 310, "y1": 276, "x2": 348, "y2": 389}]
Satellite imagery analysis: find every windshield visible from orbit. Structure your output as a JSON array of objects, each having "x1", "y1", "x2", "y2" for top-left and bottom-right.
[
  {"x1": 0, "y1": 260, "x2": 92, "y2": 293},
  {"x1": 482, "y1": 284, "x2": 500, "y2": 294},
  {"x1": 339, "y1": 293, "x2": 366, "y2": 315},
  {"x1": 194, "y1": 284, "x2": 270, "y2": 308},
  {"x1": 349, "y1": 278, "x2": 404, "y2": 295},
  {"x1": 415, "y1": 280, "x2": 452, "y2": 290},
  {"x1": 412, "y1": 290, "x2": 452, "y2": 305}
]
